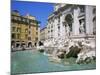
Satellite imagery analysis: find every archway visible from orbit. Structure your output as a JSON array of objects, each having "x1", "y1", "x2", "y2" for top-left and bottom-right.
[
  {"x1": 11, "y1": 41, "x2": 15, "y2": 48},
  {"x1": 28, "y1": 42, "x2": 32, "y2": 47},
  {"x1": 64, "y1": 14, "x2": 73, "y2": 37},
  {"x1": 16, "y1": 41, "x2": 20, "y2": 48},
  {"x1": 65, "y1": 14, "x2": 73, "y2": 32}
]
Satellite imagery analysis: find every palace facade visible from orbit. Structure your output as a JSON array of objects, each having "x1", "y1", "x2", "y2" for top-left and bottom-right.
[
  {"x1": 40, "y1": 27, "x2": 48, "y2": 43},
  {"x1": 46, "y1": 4, "x2": 96, "y2": 44},
  {"x1": 11, "y1": 10, "x2": 40, "y2": 48}
]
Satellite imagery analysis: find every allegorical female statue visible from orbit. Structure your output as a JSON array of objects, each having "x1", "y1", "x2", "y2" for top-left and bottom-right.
[
  {"x1": 63, "y1": 21, "x2": 70, "y2": 38},
  {"x1": 79, "y1": 21, "x2": 85, "y2": 34},
  {"x1": 66, "y1": 23, "x2": 70, "y2": 36}
]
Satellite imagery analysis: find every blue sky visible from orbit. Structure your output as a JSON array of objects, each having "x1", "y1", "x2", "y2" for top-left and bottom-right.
[{"x1": 11, "y1": 0, "x2": 54, "y2": 29}]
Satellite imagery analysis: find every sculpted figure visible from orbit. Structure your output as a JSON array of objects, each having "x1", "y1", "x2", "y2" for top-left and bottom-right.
[{"x1": 79, "y1": 21, "x2": 85, "y2": 34}]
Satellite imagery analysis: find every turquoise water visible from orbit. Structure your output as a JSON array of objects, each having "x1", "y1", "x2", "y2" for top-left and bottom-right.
[{"x1": 11, "y1": 50, "x2": 96, "y2": 74}]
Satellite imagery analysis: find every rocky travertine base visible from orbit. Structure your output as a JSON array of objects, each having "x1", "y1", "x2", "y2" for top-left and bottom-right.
[
  {"x1": 38, "y1": 38, "x2": 96, "y2": 64},
  {"x1": 76, "y1": 50, "x2": 96, "y2": 64},
  {"x1": 76, "y1": 41, "x2": 96, "y2": 64}
]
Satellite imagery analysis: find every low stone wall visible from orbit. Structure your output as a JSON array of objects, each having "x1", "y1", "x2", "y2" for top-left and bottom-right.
[{"x1": 11, "y1": 47, "x2": 35, "y2": 52}]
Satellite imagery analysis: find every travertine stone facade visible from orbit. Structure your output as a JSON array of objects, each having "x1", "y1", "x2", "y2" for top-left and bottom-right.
[{"x1": 47, "y1": 4, "x2": 96, "y2": 43}]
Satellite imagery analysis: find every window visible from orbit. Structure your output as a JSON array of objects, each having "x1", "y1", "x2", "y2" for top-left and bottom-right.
[
  {"x1": 17, "y1": 34, "x2": 20, "y2": 39},
  {"x1": 14, "y1": 16, "x2": 17, "y2": 20},
  {"x1": 36, "y1": 32, "x2": 38, "y2": 35},
  {"x1": 17, "y1": 28, "x2": 21, "y2": 32},
  {"x1": 25, "y1": 29, "x2": 28, "y2": 33},
  {"x1": 12, "y1": 33, "x2": 16, "y2": 39},
  {"x1": 28, "y1": 37, "x2": 31, "y2": 40},
  {"x1": 25, "y1": 34, "x2": 28, "y2": 39},
  {"x1": 35, "y1": 37, "x2": 38, "y2": 41},
  {"x1": 12, "y1": 27, "x2": 16, "y2": 32},
  {"x1": 36, "y1": 27, "x2": 38, "y2": 30},
  {"x1": 29, "y1": 31, "x2": 31, "y2": 34}
]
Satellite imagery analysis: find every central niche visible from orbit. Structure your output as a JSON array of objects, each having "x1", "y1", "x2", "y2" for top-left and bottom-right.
[{"x1": 65, "y1": 14, "x2": 73, "y2": 32}]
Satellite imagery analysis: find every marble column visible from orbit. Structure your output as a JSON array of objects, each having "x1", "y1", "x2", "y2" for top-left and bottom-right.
[
  {"x1": 60, "y1": 14, "x2": 66, "y2": 40},
  {"x1": 53, "y1": 17, "x2": 58, "y2": 40},
  {"x1": 85, "y1": 6, "x2": 94, "y2": 35},
  {"x1": 73, "y1": 7, "x2": 80, "y2": 36}
]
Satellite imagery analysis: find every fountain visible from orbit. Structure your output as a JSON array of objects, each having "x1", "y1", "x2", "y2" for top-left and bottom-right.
[{"x1": 37, "y1": 33, "x2": 96, "y2": 64}]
